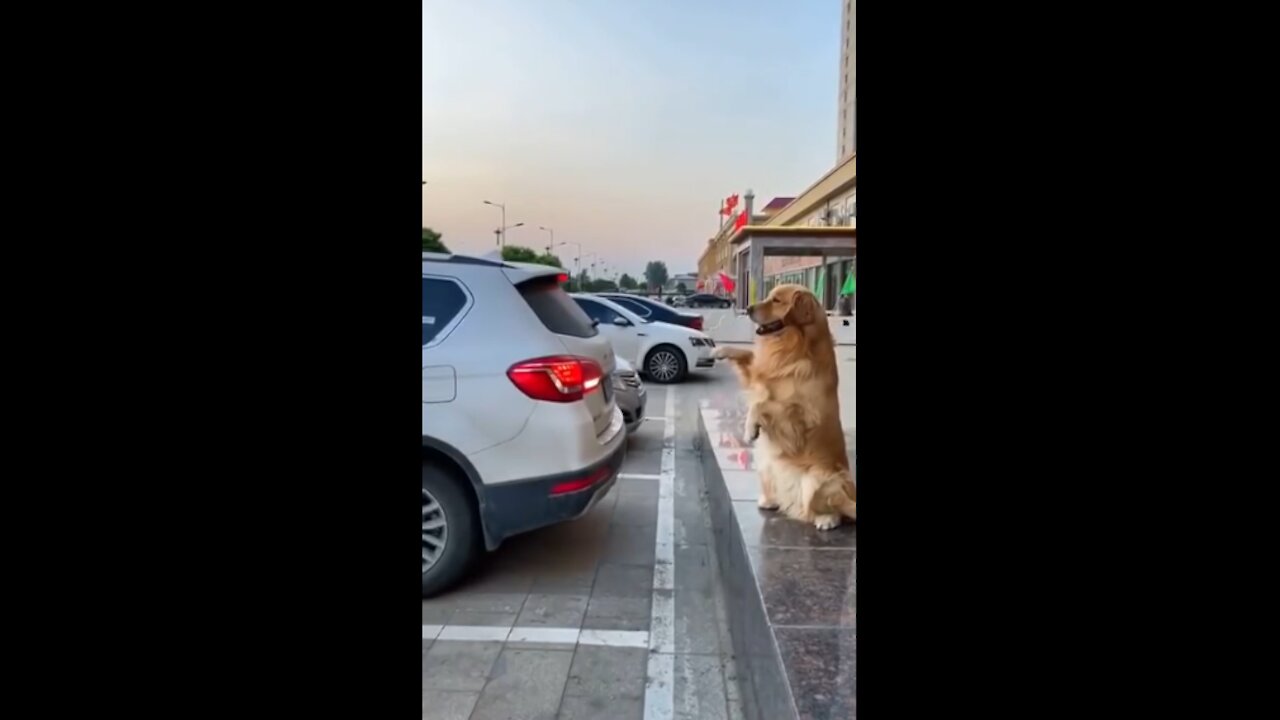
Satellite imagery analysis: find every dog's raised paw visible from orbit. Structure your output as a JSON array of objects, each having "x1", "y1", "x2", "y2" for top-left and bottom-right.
[
  {"x1": 814, "y1": 514, "x2": 841, "y2": 531},
  {"x1": 743, "y1": 420, "x2": 760, "y2": 444}
]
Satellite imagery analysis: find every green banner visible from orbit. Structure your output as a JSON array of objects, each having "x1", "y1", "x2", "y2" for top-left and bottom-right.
[
  {"x1": 840, "y1": 272, "x2": 856, "y2": 296},
  {"x1": 814, "y1": 267, "x2": 825, "y2": 300}
]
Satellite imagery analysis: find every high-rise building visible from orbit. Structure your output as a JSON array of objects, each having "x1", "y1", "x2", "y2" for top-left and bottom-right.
[{"x1": 837, "y1": 0, "x2": 855, "y2": 162}]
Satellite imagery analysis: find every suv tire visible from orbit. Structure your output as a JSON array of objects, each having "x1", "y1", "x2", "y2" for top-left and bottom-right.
[{"x1": 422, "y1": 461, "x2": 480, "y2": 597}]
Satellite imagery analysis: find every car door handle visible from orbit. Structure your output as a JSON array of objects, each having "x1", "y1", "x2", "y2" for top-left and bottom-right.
[{"x1": 637, "y1": 333, "x2": 647, "y2": 337}]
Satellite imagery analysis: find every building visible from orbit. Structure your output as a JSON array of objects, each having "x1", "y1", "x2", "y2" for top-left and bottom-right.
[
  {"x1": 838, "y1": 0, "x2": 856, "y2": 162},
  {"x1": 697, "y1": 195, "x2": 795, "y2": 294},
  {"x1": 728, "y1": 154, "x2": 856, "y2": 311}
]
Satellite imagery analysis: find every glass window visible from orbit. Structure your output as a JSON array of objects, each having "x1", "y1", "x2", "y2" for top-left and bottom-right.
[
  {"x1": 422, "y1": 278, "x2": 469, "y2": 346},
  {"x1": 573, "y1": 298, "x2": 624, "y2": 326}
]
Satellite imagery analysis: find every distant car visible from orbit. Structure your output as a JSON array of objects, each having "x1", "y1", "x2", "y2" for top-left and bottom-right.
[
  {"x1": 685, "y1": 293, "x2": 731, "y2": 309},
  {"x1": 421, "y1": 253, "x2": 626, "y2": 597},
  {"x1": 671, "y1": 295, "x2": 687, "y2": 307},
  {"x1": 571, "y1": 294, "x2": 716, "y2": 383},
  {"x1": 596, "y1": 292, "x2": 705, "y2": 331},
  {"x1": 613, "y1": 357, "x2": 645, "y2": 433}
]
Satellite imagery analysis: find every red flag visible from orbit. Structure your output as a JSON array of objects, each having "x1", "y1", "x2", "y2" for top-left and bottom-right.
[
  {"x1": 733, "y1": 211, "x2": 747, "y2": 230},
  {"x1": 718, "y1": 272, "x2": 736, "y2": 293}
]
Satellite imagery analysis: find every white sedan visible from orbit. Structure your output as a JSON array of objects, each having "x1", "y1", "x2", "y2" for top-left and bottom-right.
[{"x1": 571, "y1": 294, "x2": 716, "y2": 384}]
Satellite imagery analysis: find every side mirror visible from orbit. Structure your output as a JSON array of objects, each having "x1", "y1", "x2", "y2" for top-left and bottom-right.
[{"x1": 612, "y1": 317, "x2": 631, "y2": 327}]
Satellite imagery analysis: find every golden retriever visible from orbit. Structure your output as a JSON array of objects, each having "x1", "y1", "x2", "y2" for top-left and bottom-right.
[{"x1": 713, "y1": 284, "x2": 856, "y2": 530}]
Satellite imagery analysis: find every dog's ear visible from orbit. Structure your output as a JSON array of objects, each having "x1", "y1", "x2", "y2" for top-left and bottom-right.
[{"x1": 785, "y1": 290, "x2": 819, "y2": 325}]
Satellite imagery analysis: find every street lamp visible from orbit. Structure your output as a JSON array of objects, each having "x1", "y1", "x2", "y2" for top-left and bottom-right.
[
  {"x1": 538, "y1": 226, "x2": 555, "y2": 254},
  {"x1": 483, "y1": 200, "x2": 516, "y2": 249},
  {"x1": 492, "y1": 222, "x2": 524, "y2": 248},
  {"x1": 555, "y1": 241, "x2": 582, "y2": 277}
]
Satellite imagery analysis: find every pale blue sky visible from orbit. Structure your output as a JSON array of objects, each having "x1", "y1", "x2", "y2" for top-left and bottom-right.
[{"x1": 423, "y1": 0, "x2": 840, "y2": 276}]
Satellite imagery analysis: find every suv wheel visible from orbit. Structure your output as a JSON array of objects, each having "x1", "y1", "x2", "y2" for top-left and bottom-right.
[
  {"x1": 645, "y1": 344, "x2": 687, "y2": 384},
  {"x1": 422, "y1": 461, "x2": 480, "y2": 597}
]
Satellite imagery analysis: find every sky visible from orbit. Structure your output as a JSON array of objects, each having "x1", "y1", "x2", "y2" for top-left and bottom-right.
[{"x1": 423, "y1": 0, "x2": 840, "y2": 279}]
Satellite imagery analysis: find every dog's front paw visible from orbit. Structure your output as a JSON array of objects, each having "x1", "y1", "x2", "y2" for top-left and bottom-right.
[
  {"x1": 814, "y1": 514, "x2": 841, "y2": 531},
  {"x1": 758, "y1": 496, "x2": 780, "y2": 511},
  {"x1": 711, "y1": 346, "x2": 732, "y2": 360},
  {"x1": 743, "y1": 420, "x2": 760, "y2": 444}
]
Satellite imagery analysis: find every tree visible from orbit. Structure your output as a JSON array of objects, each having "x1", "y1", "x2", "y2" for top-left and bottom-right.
[
  {"x1": 501, "y1": 245, "x2": 539, "y2": 263},
  {"x1": 422, "y1": 228, "x2": 448, "y2": 253},
  {"x1": 500, "y1": 246, "x2": 564, "y2": 269},
  {"x1": 644, "y1": 261, "x2": 669, "y2": 291},
  {"x1": 618, "y1": 273, "x2": 637, "y2": 290}
]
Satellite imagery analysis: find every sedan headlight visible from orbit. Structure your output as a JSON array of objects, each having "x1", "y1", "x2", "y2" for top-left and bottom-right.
[{"x1": 689, "y1": 337, "x2": 711, "y2": 347}]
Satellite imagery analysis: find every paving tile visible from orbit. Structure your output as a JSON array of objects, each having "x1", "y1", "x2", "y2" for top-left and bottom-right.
[
  {"x1": 582, "y1": 596, "x2": 651, "y2": 631},
  {"x1": 774, "y1": 627, "x2": 856, "y2": 720},
  {"x1": 557, "y1": 694, "x2": 643, "y2": 720},
  {"x1": 747, "y1": 547, "x2": 856, "y2": 627},
  {"x1": 447, "y1": 592, "x2": 528, "y2": 615},
  {"x1": 469, "y1": 648, "x2": 574, "y2": 720},
  {"x1": 721, "y1": 470, "x2": 760, "y2": 502},
  {"x1": 600, "y1": 524, "x2": 657, "y2": 566},
  {"x1": 592, "y1": 563, "x2": 653, "y2": 599},
  {"x1": 610, "y1": 494, "x2": 658, "y2": 527},
  {"x1": 420, "y1": 689, "x2": 479, "y2": 720},
  {"x1": 674, "y1": 653, "x2": 729, "y2": 720},
  {"x1": 732, "y1": 501, "x2": 857, "y2": 549},
  {"x1": 421, "y1": 641, "x2": 503, "y2": 692},
  {"x1": 514, "y1": 593, "x2": 589, "y2": 627},
  {"x1": 421, "y1": 598, "x2": 455, "y2": 625},
  {"x1": 448, "y1": 610, "x2": 517, "y2": 627},
  {"x1": 564, "y1": 645, "x2": 648, "y2": 699}
]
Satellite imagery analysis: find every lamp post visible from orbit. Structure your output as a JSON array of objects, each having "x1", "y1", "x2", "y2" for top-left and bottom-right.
[
  {"x1": 555, "y1": 241, "x2": 582, "y2": 280},
  {"x1": 538, "y1": 226, "x2": 555, "y2": 254},
  {"x1": 484, "y1": 200, "x2": 518, "y2": 249}
]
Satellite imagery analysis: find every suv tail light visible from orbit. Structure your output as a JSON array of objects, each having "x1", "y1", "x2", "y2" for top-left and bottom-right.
[
  {"x1": 690, "y1": 316, "x2": 703, "y2": 331},
  {"x1": 507, "y1": 356, "x2": 603, "y2": 403}
]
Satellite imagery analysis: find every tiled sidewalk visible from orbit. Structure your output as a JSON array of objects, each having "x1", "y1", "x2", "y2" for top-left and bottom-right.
[{"x1": 699, "y1": 396, "x2": 857, "y2": 720}]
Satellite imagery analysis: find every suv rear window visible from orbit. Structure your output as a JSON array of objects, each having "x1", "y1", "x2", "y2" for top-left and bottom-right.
[{"x1": 518, "y1": 279, "x2": 598, "y2": 338}]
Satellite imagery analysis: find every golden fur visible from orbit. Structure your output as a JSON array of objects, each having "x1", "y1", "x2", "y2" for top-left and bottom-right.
[{"x1": 713, "y1": 284, "x2": 856, "y2": 530}]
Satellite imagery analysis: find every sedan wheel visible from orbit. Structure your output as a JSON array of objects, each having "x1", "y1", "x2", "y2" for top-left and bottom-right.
[
  {"x1": 421, "y1": 488, "x2": 448, "y2": 573},
  {"x1": 646, "y1": 346, "x2": 686, "y2": 384}
]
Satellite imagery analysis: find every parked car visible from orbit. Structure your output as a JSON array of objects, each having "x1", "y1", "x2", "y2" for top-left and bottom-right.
[
  {"x1": 613, "y1": 357, "x2": 645, "y2": 433},
  {"x1": 685, "y1": 293, "x2": 732, "y2": 309},
  {"x1": 571, "y1": 294, "x2": 716, "y2": 384},
  {"x1": 595, "y1": 292, "x2": 704, "y2": 330},
  {"x1": 422, "y1": 253, "x2": 626, "y2": 597},
  {"x1": 671, "y1": 295, "x2": 687, "y2": 307}
]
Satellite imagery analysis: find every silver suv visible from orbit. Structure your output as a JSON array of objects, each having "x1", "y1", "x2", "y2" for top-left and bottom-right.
[{"x1": 422, "y1": 253, "x2": 626, "y2": 596}]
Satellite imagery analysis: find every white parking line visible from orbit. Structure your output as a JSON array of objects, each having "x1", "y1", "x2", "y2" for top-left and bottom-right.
[
  {"x1": 578, "y1": 629, "x2": 650, "y2": 648},
  {"x1": 618, "y1": 473, "x2": 661, "y2": 480},
  {"x1": 644, "y1": 387, "x2": 677, "y2": 720},
  {"x1": 423, "y1": 624, "x2": 651, "y2": 649},
  {"x1": 436, "y1": 625, "x2": 511, "y2": 642}
]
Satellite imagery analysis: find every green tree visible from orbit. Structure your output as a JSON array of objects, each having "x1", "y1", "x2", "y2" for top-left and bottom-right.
[
  {"x1": 618, "y1": 273, "x2": 637, "y2": 290},
  {"x1": 501, "y1": 245, "x2": 539, "y2": 263},
  {"x1": 422, "y1": 228, "x2": 448, "y2": 253},
  {"x1": 502, "y1": 245, "x2": 564, "y2": 268},
  {"x1": 644, "y1": 261, "x2": 669, "y2": 291}
]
